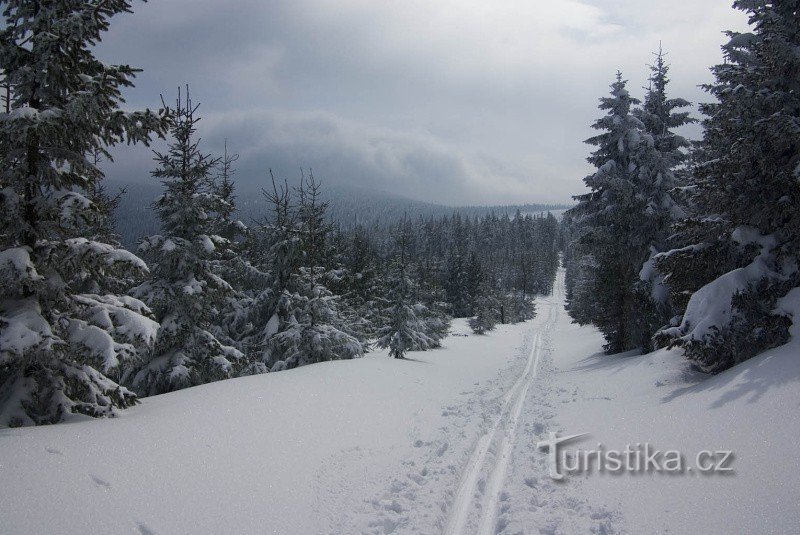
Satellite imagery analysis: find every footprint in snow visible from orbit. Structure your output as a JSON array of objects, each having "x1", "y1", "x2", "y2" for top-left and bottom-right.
[
  {"x1": 90, "y1": 474, "x2": 111, "y2": 488},
  {"x1": 136, "y1": 522, "x2": 156, "y2": 535},
  {"x1": 45, "y1": 447, "x2": 63, "y2": 456}
]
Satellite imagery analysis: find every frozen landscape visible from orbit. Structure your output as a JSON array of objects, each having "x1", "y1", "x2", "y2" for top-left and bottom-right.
[
  {"x1": 4, "y1": 268, "x2": 798, "y2": 534},
  {"x1": 2, "y1": 0, "x2": 799, "y2": 533}
]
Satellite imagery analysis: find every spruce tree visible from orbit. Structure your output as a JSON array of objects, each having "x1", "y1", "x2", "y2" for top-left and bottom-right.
[
  {"x1": 377, "y1": 274, "x2": 448, "y2": 358},
  {"x1": 377, "y1": 221, "x2": 450, "y2": 358},
  {"x1": 629, "y1": 46, "x2": 696, "y2": 349},
  {"x1": 567, "y1": 73, "x2": 646, "y2": 353},
  {"x1": 131, "y1": 88, "x2": 242, "y2": 395},
  {"x1": 507, "y1": 291, "x2": 536, "y2": 324},
  {"x1": 469, "y1": 281, "x2": 500, "y2": 335},
  {"x1": 207, "y1": 141, "x2": 264, "y2": 354},
  {"x1": 655, "y1": 1, "x2": 800, "y2": 372},
  {"x1": 253, "y1": 172, "x2": 364, "y2": 371},
  {"x1": 0, "y1": 0, "x2": 167, "y2": 426},
  {"x1": 234, "y1": 174, "x2": 298, "y2": 374}
]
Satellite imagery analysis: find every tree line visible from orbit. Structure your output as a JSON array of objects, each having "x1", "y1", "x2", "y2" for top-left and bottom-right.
[{"x1": 565, "y1": 0, "x2": 799, "y2": 373}]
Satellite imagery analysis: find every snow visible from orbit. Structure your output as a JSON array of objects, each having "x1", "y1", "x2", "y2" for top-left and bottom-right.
[
  {"x1": 197, "y1": 234, "x2": 215, "y2": 253},
  {"x1": 661, "y1": 260, "x2": 761, "y2": 341},
  {"x1": 0, "y1": 247, "x2": 41, "y2": 284},
  {"x1": 731, "y1": 225, "x2": 777, "y2": 250},
  {"x1": 2, "y1": 268, "x2": 799, "y2": 533},
  {"x1": 774, "y1": 287, "x2": 800, "y2": 338},
  {"x1": 2, "y1": 107, "x2": 40, "y2": 120},
  {"x1": 523, "y1": 299, "x2": 800, "y2": 534},
  {"x1": 0, "y1": 298, "x2": 53, "y2": 359},
  {"x1": 65, "y1": 238, "x2": 149, "y2": 272},
  {"x1": 264, "y1": 312, "x2": 280, "y2": 338},
  {"x1": 661, "y1": 226, "x2": 782, "y2": 343}
]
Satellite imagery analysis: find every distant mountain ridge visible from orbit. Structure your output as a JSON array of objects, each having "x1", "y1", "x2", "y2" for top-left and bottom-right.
[{"x1": 107, "y1": 179, "x2": 571, "y2": 249}]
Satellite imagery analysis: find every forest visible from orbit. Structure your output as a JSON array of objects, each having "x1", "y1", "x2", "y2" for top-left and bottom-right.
[
  {"x1": 0, "y1": 8, "x2": 559, "y2": 425},
  {"x1": 564, "y1": 1, "x2": 799, "y2": 375}
]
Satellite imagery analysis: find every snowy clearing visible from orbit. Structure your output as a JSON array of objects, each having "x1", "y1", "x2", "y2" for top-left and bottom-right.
[{"x1": 2, "y1": 267, "x2": 799, "y2": 534}]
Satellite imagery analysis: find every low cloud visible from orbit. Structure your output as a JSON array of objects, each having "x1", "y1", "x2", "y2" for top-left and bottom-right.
[{"x1": 100, "y1": 0, "x2": 749, "y2": 205}]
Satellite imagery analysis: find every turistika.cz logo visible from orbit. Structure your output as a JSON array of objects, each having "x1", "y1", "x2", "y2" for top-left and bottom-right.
[{"x1": 536, "y1": 432, "x2": 734, "y2": 481}]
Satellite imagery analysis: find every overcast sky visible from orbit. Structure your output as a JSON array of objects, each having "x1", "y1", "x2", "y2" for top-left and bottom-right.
[{"x1": 98, "y1": 1, "x2": 749, "y2": 206}]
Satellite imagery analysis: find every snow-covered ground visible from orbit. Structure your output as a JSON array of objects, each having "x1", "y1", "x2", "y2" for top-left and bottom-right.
[{"x1": 2, "y1": 268, "x2": 798, "y2": 534}]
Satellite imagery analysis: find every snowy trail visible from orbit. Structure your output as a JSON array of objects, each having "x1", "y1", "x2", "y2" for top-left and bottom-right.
[
  {"x1": 4, "y1": 264, "x2": 800, "y2": 534},
  {"x1": 444, "y1": 269, "x2": 563, "y2": 535},
  {"x1": 477, "y1": 283, "x2": 561, "y2": 535},
  {"x1": 442, "y1": 332, "x2": 542, "y2": 535}
]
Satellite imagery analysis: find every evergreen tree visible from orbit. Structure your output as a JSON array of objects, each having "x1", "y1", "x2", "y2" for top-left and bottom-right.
[
  {"x1": 252, "y1": 172, "x2": 364, "y2": 371},
  {"x1": 377, "y1": 223, "x2": 450, "y2": 358},
  {"x1": 0, "y1": 0, "x2": 167, "y2": 426},
  {"x1": 469, "y1": 280, "x2": 500, "y2": 335},
  {"x1": 567, "y1": 73, "x2": 647, "y2": 353},
  {"x1": 235, "y1": 174, "x2": 298, "y2": 374},
  {"x1": 76, "y1": 151, "x2": 135, "y2": 295},
  {"x1": 444, "y1": 251, "x2": 470, "y2": 316},
  {"x1": 655, "y1": 1, "x2": 800, "y2": 372},
  {"x1": 212, "y1": 140, "x2": 243, "y2": 243},
  {"x1": 334, "y1": 224, "x2": 383, "y2": 340},
  {"x1": 507, "y1": 291, "x2": 536, "y2": 324},
  {"x1": 131, "y1": 88, "x2": 242, "y2": 395},
  {"x1": 629, "y1": 46, "x2": 696, "y2": 349}
]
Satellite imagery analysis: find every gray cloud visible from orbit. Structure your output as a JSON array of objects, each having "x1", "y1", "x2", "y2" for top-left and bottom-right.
[{"x1": 99, "y1": 0, "x2": 750, "y2": 205}]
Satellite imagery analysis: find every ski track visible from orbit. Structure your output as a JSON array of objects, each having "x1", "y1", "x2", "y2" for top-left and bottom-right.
[
  {"x1": 337, "y1": 268, "x2": 619, "y2": 534},
  {"x1": 445, "y1": 270, "x2": 562, "y2": 535},
  {"x1": 443, "y1": 330, "x2": 542, "y2": 535},
  {"x1": 476, "y1": 300, "x2": 557, "y2": 535}
]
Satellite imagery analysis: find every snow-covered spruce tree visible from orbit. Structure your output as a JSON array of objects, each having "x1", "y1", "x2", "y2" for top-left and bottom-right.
[
  {"x1": 75, "y1": 151, "x2": 135, "y2": 295},
  {"x1": 211, "y1": 141, "x2": 242, "y2": 243},
  {"x1": 566, "y1": 73, "x2": 647, "y2": 353},
  {"x1": 207, "y1": 141, "x2": 267, "y2": 354},
  {"x1": 131, "y1": 88, "x2": 242, "y2": 395},
  {"x1": 469, "y1": 281, "x2": 501, "y2": 335},
  {"x1": 232, "y1": 174, "x2": 298, "y2": 375},
  {"x1": 264, "y1": 172, "x2": 364, "y2": 371},
  {"x1": 507, "y1": 291, "x2": 536, "y2": 324},
  {"x1": 443, "y1": 248, "x2": 482, "y2": 318},
  {"x1": 336, "y1": 224, "x2": 383, "y2": 339},
  {"x1": 655, "y1": 1, "x2": 800, "y2": 372},
  {"x1": 0, "y1": 0, "x2": 167, "y2": 426},
  {"x1": 628, "y1": 47, "x2": 696, "y2": 349},
  {"x1": 444, "y1": 251, "x2": 469, "y2": 317},
  {"x1": 377, "y1": 221, "x2": 450, "y2": 358}
]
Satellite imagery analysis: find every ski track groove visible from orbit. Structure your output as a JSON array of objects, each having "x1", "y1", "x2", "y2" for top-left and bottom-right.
[{"x1": 444, "y1": 271, "x2": 562, "y2": 535}]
